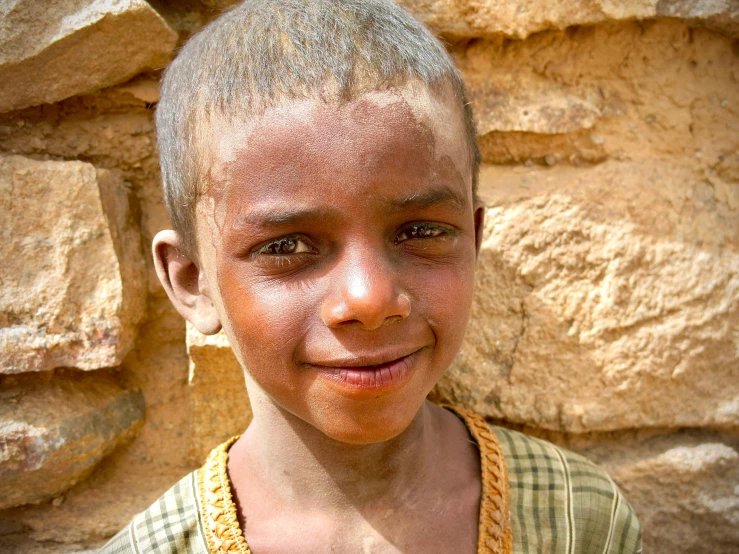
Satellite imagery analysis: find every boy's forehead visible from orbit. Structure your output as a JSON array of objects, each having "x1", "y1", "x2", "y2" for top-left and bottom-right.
[{"x1": 206, "y1": 83, "x2": 468, "y2": 175}]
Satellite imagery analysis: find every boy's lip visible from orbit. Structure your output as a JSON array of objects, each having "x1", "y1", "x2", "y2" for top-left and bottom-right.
[
  {"x1": 305, "y1": 348, "x2": 425, "y2": 396},
  {"x1": 305, "y1": 347, "x2": 425, "y2": 369}
]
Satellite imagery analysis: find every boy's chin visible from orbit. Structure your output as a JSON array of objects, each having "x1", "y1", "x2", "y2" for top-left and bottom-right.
[{"x1": 309, "y1": 397, "x2": 428, "y2": 445}]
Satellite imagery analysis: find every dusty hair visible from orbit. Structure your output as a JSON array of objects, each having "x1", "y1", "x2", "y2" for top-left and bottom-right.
[{"x1": 156, "y1": 0, "x2": 480, "y2": 255}]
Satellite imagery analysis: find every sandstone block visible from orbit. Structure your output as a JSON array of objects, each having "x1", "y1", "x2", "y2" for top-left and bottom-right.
[
  {"x1": 187, "y1": 324, "x2": 252, "y2": 464},
  {"x1": 0, "y1": 0, "x2": 177, "y2": 113},
  {"x1": 0, "y1": 155, "x2": 146, "y2": 374},
  {"x1": 399, "y1": 0, "x2": 738, "y2": 39},
  {"x1": 466, "y1": 73, "x2": 602, "y2": 135},
  {"x1": 579, "y1": 428, "x2": 739, "y2": 553},
  {"x1": 0, "y1": 373, "x2": 145, "y2": 510},
  {"x1": 434, "y1": 160, "x2": 739, "y2": 432}
]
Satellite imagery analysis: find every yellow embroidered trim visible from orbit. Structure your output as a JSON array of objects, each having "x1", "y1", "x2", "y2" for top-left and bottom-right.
[
  {"x1": 197, "y1": 407, "x2": 511, "y2": 554},
  {"x1": 445, "y1": 405, "x2": 513, "y2": 554},
  {"x1": 198, "y1": 436, "x2": 252, "y2": 554}
]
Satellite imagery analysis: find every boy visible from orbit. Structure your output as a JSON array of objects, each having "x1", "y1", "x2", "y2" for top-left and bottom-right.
[{"x1": 101, "y1": 1, "x2": 641, "y2": 552}]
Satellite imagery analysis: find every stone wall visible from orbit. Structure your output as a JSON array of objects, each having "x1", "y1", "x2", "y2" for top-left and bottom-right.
[{"x1": 0, "y1": 1, "x2": 736, "y2": 552}]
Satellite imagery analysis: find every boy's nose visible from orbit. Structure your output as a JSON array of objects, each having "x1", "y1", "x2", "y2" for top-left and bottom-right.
[{"x1": 320, "y1": 253, "x2": 411, "y2": 330}]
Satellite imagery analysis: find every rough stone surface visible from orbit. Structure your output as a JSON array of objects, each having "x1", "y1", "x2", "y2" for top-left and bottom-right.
[
  {"x1": 0, "y1": 297, "x2": 194, "y2": 545},
  {"x1": 467, "y1": 73, "x2": 603, "y2": 135},
  {"x1": 0, "y1": 0, "x2": 177, "y2": 112},
  {"x1": 0, "y1": 155, "x2": 146, "y2": 374},
  {"x1": 657, "y1": 0, "x2": 739, "y2": 38},
  {"x1": 433, "y1": 160, "x2": 739, "y2": 432},
  {"x1": 0, "y1": 373, "x2": 145, "y2": 510},
  {"x1": 578, "y1": 428, "x2": 739, "y2": 553},
  {"x1": 455, "y1": 19, "x2": 739, "y2": 168},
  {"x1": 0, "y1": 88, "x2": 192, "y2": 545},
  {"x1": 187, "y1": 324, "x2": 252, "y2": 464},
  {"x1": 399, "y1": 0, "x2": 739, "y2": 39},
  {"x1": 0, "y1": 84, "x2": 168, "y2": 296}
]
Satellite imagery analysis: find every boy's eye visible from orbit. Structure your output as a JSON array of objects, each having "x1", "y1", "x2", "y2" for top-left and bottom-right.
[
  {"x1": 255, "y1": 236, "x2": 313, "y2": 256},
  {"x1": 396, "y1": 223, "x2": 448, "y2": 243}
]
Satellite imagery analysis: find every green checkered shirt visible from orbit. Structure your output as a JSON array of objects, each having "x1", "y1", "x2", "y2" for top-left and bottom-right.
[{"x1": 99, "y1": 425, "x2": 641, "y2": 553}]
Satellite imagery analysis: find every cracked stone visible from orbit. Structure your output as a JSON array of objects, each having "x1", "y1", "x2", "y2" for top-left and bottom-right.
[{"x1": 433, "y1": 159, "x2": 739, "y2": 432}]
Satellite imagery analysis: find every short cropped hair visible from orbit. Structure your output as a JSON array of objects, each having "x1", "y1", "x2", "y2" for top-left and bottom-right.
[{"x1": 156, "y1": 0, "x2": 481, "y2": 255}]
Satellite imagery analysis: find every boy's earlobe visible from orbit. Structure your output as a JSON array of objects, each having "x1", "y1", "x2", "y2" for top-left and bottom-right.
[
  {"x1": 152, "y1": 230, "x2": 223, "y2": 335},
  {"x1": 473, "y1": 205, "x2": 485, "y2": 257}
]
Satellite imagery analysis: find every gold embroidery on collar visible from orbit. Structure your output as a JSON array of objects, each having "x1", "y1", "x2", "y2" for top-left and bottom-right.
[
  {"x1": 197, "y1": 408, "x2": 511, "y2": 554},
  {"x1": 444, "y1": 405, "x2": 513, "y2": 554},
  {"x1": 198, "y1": 436, "x2": 252, "y2": 554}
]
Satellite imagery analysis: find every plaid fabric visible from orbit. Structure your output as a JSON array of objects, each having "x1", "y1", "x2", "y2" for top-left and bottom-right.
[
  {"x1": 99, "y1": 470, "x2": 209, "y2": 554},
  {"x1": 99, "y1": 423, "x2": 641, "y2": 554},
  {"x1": 492, "y1": 426, "x2": 642, "y2": 554}
]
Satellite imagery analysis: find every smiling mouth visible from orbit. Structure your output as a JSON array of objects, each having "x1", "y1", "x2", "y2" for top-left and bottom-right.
[{"x1": 307, "y1": 348, "x2": 423, "y2": 393}]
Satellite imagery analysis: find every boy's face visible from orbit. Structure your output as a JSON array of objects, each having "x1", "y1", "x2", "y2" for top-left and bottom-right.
[{"x1": 189, "y1": 84, "x2": 483, "y2": 444}]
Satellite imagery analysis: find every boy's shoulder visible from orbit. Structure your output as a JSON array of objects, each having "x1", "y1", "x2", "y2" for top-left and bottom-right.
[
  {"x1": 490, "y1": 424, "x2": 642, "y2": 554},
  {"x1": 98, "y1": 470, "x2": 208, "y2": 554}
]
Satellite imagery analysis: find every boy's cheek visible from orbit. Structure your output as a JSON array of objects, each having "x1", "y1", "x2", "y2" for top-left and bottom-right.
[
  {"x1": 215, "y1": 272, "x2": 310, "y2": 350},
  {"x1": 428, "y1": 263, "x2": 477, "y2": 341},
  {"x1": 222, "y1": 290, "x2": 311, "y2": 342},
  {"x1": 415, "y1": 254, "x2": 477, "y2": 310}
]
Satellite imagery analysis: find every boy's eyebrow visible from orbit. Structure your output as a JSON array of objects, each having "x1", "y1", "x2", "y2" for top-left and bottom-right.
[
  {"x1": 233, "y1": 207, "x2": 341, "y2": 228},
  {"x1": 232, "y1": 186, "x2": 466, "y2": 229},
  {"x1": 387, "y1": 185, "x2": 467, "y2": 212}
]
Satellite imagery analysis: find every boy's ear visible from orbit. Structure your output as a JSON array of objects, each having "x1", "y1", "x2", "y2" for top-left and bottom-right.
[
  {"x1": 152, "y1": 230, "x2": 222, "y2": 335},
  {"x1": 473, "y1": 204, "x2": 485, "y2": 257}
]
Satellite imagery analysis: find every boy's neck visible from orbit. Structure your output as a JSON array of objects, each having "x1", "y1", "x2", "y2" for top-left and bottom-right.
[{"x1": 227, "y1": 395, "x2": 457, "y2": 515}]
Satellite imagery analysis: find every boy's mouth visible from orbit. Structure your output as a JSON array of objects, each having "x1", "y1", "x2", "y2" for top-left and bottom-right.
[{"x1": 305, "y1": 348, "x2": 424, "y2": 393}]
